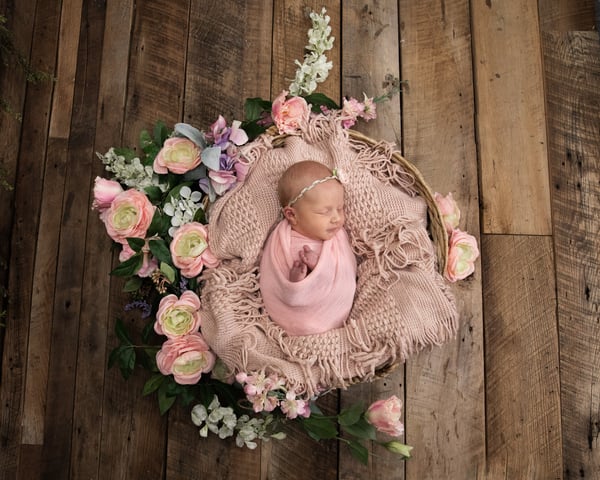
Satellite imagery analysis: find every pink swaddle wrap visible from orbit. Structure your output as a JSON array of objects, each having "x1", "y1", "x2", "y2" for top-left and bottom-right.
[{"x1": 259, "y1": 219, "x2": 357, "y2": 336}]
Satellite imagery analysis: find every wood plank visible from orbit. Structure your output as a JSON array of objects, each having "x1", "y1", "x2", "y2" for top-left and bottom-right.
[
  {"x1": 482, "y1": 235, "x2": 562, "y2": 479},
  {"x1": 542, "y1": 31, "x2": 600, "y2": 479},
  {"x1": 96, "y1": 1, "x2": 189, "y2": 478},
  {"x1": 166, "y1": 1, "x2": 271, "y2": 478},
  {"x1": 0, "y1": 0, "x2": 36, "y2": 334},
  {"x1": 472, "y1": 0, "x2": 551, "y2": 235},
  {"x1": 0, "y1": 0, "x2": 59, "y2": 477},
  {"x1": 67, "y1": 1, "x2": 114, "y2": 478},
  {"x1": 339, "y1": 2, "x2": 406, "y2": 479},
  {"x1": 399, "y1": 0, "x2": 485, "y2": 478},
  {"x1": 538, "y1": 0, "x2": 596, "y2": 31},
  {"x1": 26, "y1": 1, "x2": 83, "y2": 478}
]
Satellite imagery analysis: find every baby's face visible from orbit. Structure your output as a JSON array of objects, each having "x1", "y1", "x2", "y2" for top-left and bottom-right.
[{"x1": 289, "y1": 180, "x2": 345, "y2": 241}]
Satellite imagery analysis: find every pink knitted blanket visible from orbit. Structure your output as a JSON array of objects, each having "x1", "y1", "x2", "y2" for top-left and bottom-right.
[
  {"x1": 259, "y1": 220, "x2": 357, "y2": 336},
  {"x1": 200, "y1": 113, "x2": 458, "y2": 397}
]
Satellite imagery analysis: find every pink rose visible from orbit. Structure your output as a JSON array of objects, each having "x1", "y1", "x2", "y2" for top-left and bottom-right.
[
  {"x1": 154, "y1": 137, "x2": 201, "y2": 175},
  {"x1": 156, "y1": 332, "x2": 216, "y2": 384},
  {"x1": 92, "y1": 177, "x2": 123, "y2": 213},
  {"x1": 366, "y1": 395, "x2": 405, "y2": 437},
  {"x1": 271, "y1": 90, "x2": 310, "y2": 134},
  {"x1": 170, "y1": 222, "x2": 219, "y2": 278},
  {"x1": 154, "y1": 291, "x2": 202, "y2": 338},
  {"x1": 119, "y1": 243, "x2": 158, "y2": 278},
  {"x1": 445, "y1": 229, "x2": 479, "y2": 282},
  {"x1": 434, "y1": 192, "x2": 461, "y2": 233},
  {"x1": 102, "y1": 189, "x2": 155, "y2": 244}
]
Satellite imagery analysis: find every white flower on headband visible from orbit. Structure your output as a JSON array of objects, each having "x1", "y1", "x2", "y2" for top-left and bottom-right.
[{"x1": 332, "y1": 167, "x2": 347, "y2": 184}]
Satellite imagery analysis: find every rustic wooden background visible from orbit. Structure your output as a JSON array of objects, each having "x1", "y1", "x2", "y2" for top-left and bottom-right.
[{"x1": 0, "y1": 0, "x2": 598, "y2": 479}]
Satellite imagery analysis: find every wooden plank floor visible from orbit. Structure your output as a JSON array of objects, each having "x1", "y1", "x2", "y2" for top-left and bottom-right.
[{"x1": 0, "y1": 1, "x2": 598, "y2": 479}]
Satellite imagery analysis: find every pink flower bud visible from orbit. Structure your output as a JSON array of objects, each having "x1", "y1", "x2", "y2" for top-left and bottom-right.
[
  {"x1": 434, "y1": 192, "x2": 461, "y2": 233},
  {"x1": 92, "y1": 177, "x2": 123, "y2": 212},
  {"x1": 365, "y1": 395, "x2": 405, "y2": 437}
]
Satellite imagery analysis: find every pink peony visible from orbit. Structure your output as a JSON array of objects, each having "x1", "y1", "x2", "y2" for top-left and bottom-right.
[
  {"x1": 271, "y1": 90, "x2": 310, "y2": 134},
  {"x1": 366, "y1": 395, "x2": 405, "y2": 437},
  {"x1": 119, "y1": 243, "x2": 158, "y2": 278},
  {"x1": 170, "y1": 222, "x2": 219, "y2": 278},
  {"x1": 156, "y1": 332, "x2": 216, "y2": 385},
  {"x1": 102, "y1": 189, "x2": 155, "y2": 244},
  {"x1": 154, "y1": 290, "x2": 202, "y2": 338},
  {"x1": 154, "y1": 137, "x2": 201, "y2": 175},
  {"x1": 445, "y1": 229, "x2": 479, "y2": 282},
  {"x1": 434, "y1": 192, "x2": 461, "y2": 233},
  {"x1": 92, "y1": 177, "x2": 123, "y2": 213}
]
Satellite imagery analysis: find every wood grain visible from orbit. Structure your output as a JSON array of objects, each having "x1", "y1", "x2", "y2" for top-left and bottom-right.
[
  {"x1": 538, "y1": 0, "x2": 596, "y2": 31},
  {"x1": 0, "y1": 0, "x2": 48, "y2": 477},
  {"x1": 483, "y1": 235, "x2": 562, "y2": 479},
  {"x1": 543, "y1": 30, "x2": 600, "y2": 479},
  {"x1": 472, "y1": 0, "x2": 551, "y2": 235},
  {"x1": 400, "y1": 0, "x2": 485, "y2": 478},
  {"x1": 339, "y1": 2, "x2": 406, "y2": 479}
]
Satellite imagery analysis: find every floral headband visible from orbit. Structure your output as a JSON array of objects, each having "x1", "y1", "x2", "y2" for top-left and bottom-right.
[{"x1": 287, "y1": 168, "x2": 341, "y2": 207}]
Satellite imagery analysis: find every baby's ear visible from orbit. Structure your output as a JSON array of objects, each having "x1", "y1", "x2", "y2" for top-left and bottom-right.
[{"x1": 282, "y1": 206, "x2": 297, "y2": 224}]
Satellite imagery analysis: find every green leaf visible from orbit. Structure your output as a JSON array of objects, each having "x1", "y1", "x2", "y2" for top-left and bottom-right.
[
  {"x1": 304, "y1": 92, "x2": 340, "y2": 112},
  {"x1": 157, "y1": 382, "x2": 177, "y2": 415},
  {"x1": 341, "y1": 417, "x2": 377, "y2": 441},
  {"x1": 160, "y1": 262, "x2": 176, "y2": 283},
  {"x1": 348, "y1": 439, "x2": 369, "y2": 465},
  {"x1": 153, "y1": 120, "x2": 169, "y2": 146},
  {"x1": 166, "y1": 182, "x2": 194, "y2": 203},
  {"x1": 338, "y1": 402, "x2": 365, "y2": 426},
  {"x1": 193, "y1": 207, "x2": 206, "y2": 224},
  {"x1": 301, "y1": 415, "x2": 338, "y2": 441},
  {"x1": 126, "y1": 237, "x2": 145, "y2": 252},
  {"x1": 140, "y1": 129, "x2": 154, "y2": 153},
  {"x1": 118, "y1": 346, "x2": 136, "y2": 380},
  {"x1": 142, "y1": 373, "x2": 166, "y2": 396},
  {"x1": 113, "y1": 147, "x2": 137, "y2": 161},
  {"x1": 123, "y1": 275, "x2": 143, "y2": 292},
  {"x1": 144, "y1": 185, "x2": 164, "y2": 203},
  {"x1": 244, "y1": 97, "x2": 272, "y2": 122},
  {"x1": 115, "y1": 318, "x2": 133, "y2": 345},
  {"x1": 149, "y1": 238, "x2": 172, "y2": 265},
  {"x1": 108, "y1": 345, "x2": 123, "y2": 370},
  {"x1": 141, "y1": 321, "x2": 157, "y2": 344},
  {"x1": 147, "y1": 209, "x2": 170, "y2": 237},
  {"x1": 240, "y1": 120, "x2": 268, "y2": 141},
  {"x1": 110, "y1": 252, "x2": 143, "y2": 277}
]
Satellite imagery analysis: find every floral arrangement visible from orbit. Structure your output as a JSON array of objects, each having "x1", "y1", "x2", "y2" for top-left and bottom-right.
[{"x1": 93, "y1": 8, "x2": 477, "y2": 464}]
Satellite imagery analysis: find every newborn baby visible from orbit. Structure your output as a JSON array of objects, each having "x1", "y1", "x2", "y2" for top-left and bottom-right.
[{"x1": 259, "y1": 160, "x2": 357, "y2": 336}]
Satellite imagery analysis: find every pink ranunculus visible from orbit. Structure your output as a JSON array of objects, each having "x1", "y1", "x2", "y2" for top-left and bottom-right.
[
  {"x1": 170, "y1": 222, "x2": 219, "y2": 278},
  {"x1": 153, "y1": 137, "x2": 201, "y2": 175},
  {"x1": 209, "y1": 169, "x2": 238, "y2": 196},
  {"x1": 92, "y1": 177, "x2": 124, "y2": 213},
  {"x1": 445, "y1": 229, "x2": 479, "y2": 282},
  {"x1": 366, "y1": 395, "x2": 405, "y2": 437},
  {"x1": 154, "y1": 290, "x2": 202, "y2": 338},
  {"x1": 156, "y1": 332, "x2": 216, "y2": 385},
  {"x1": 434, "y1": 192, "x2": 461, "y2": 233},
  {"x1": 119, "y1": 243, "x2": 158, "y2": 278},
  {"x1": 271, "y1": 90, "x2": 310, "y2": 135},
  {"x1": 102, "y1": 189, "x2": 155, "y2": 244}
]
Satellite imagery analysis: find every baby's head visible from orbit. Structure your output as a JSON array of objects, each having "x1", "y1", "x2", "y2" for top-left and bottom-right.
[{"x1": 278, "y1": 160, "x2": 345, "y2": 241}]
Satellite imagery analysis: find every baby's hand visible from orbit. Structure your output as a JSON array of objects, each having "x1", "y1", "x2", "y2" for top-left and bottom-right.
[
  {"x1": 290, "y1": 260, "x2": 308, "y2": 282},
  {"x1": 299, "y1": 245, "x2": 319, "y2": 271}
]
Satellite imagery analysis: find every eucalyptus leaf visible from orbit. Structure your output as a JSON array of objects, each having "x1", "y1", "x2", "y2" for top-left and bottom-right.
[
  {"x1": 201, "y1": 146, "x2": 221, "y2": 171},
  {"x1": 174, "y1": 122, "x2": 206, "y2": 148},
  {"x1": 183, "y1": 164, "x2": 207, "y2": 181}
]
